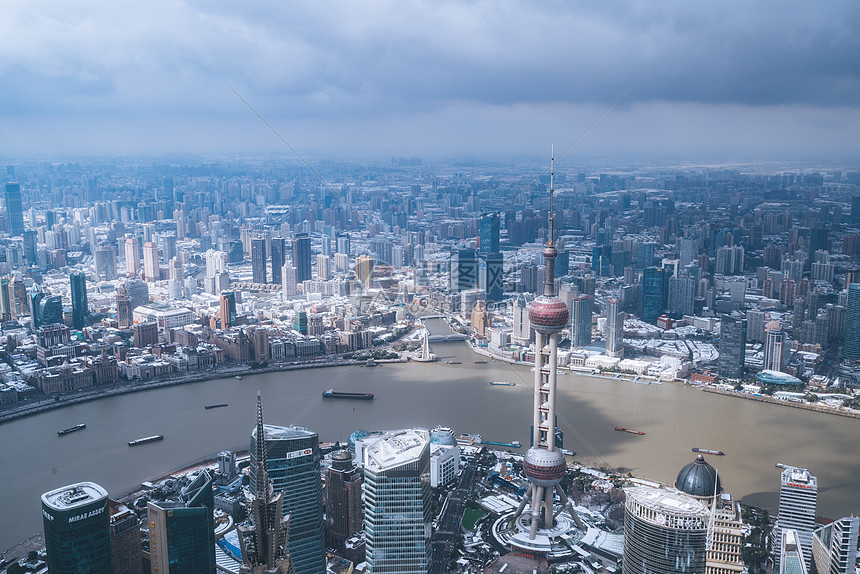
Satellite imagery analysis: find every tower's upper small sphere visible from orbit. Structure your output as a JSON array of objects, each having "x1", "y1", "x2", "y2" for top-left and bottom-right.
[
  {"x1": 524, "y1": 447, "x2": 567, "y2": 487},
  {"x1": 529, "y1": 296, "x2": 569, "y2": 333},
  {"x1": 543, "y1": 245, "x2": 558, "y2": 260}
]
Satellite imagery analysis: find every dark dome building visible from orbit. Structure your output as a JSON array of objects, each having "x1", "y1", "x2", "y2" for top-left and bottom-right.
[{"x1": 674, "y1": 454, "x2": 723, "y2": 499}]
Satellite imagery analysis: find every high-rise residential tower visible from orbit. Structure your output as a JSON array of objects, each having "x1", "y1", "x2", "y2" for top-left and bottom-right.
[
  {"x1": 511, "y1": 152, "x2": 584, "y2": 548},
  {"x1": 363, "y1": 429, "x2": 432, "y2": 574},
  {"x1": 125, "y1": 236, "x2": 141, "y2": 276},
  {"x1": 42, "y1": 482, "x2": 112, "y2": 574},
  {"x1": 143, "y1": 241, "x2": 160, "y2": 282},
  {"x1": 606, "y1": 297, "x2": 624, "y2": 357}
]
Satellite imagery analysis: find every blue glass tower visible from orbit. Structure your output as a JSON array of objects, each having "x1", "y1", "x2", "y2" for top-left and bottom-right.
[
  {"x1": 844, "y1": 283, "x2": 860, "y2": 361},
  {"x1": 70, "y1": 272, "x2": 88, "y2": 329},
  {"x1": 478, "y1": 212, "x2": 500, "y2": 254},
  {"x1": 251, "y1": 424, "x2": 324, "y2": 574},
  {"x1": 42, "y1": 482, "x2": 112, "y2": 574},
  {"x1": 641, "y1": 267, "x2": 667, "y2": 324},
  {"x1": 5, "y1": 182, "x2": 24, "y2": 237}
]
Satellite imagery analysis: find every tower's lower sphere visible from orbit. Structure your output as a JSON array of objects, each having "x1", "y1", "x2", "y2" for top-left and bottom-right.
[{"x1": 524, "y1": 448, "x2": 566, "y2": 487}]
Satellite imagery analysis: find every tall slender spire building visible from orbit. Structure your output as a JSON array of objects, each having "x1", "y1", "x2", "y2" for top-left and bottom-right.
[
  {"x1": 511, "y1": 150, "x2": 584, "y2": 548},
  {"x1": 237, "y1": 393, "x2": 295, "y2": 574}
]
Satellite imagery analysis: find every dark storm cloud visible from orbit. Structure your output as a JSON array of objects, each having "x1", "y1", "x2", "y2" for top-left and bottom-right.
[{"x1": 0, "y1": 1, "x2": 858, "y2": 156}]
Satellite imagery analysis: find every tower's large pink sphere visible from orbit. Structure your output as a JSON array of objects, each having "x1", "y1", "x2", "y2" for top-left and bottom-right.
[
  {"x1": 524, "y1": 447, "x2": 567, "y2": 487},
  {"x1": 529, "y1": 296, "x2": 569, "y2": 333}
]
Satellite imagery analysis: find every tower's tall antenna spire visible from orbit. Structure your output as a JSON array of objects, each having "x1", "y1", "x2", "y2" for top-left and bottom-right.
[
  {"x1": 255, "y1": 391, "x2": 269, "y2": 499},
  {"x1": 549, "y1": 145, "x2": 555, "y2": 247}
]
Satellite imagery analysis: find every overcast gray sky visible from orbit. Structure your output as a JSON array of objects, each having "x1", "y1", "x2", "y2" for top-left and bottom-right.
[{"x1": 1, "y1": 1, "x2": 859, "y2": 161}]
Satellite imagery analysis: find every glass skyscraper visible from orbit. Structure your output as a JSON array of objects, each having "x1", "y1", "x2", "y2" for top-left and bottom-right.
[
  {"x1": 363, "y1": 429, "x2": 432, "y2": 574},
  {"x1": 251, "y1": 424, "x2": 324, "y2": 574},
  {"x1": 42, "y1": 481, "x2": 112, "y2": 574},
  {"x1": 843, "y1": 283, "x2": 860, "y2": 361},
  {"x1": 5, "y1": 182, "x2": 24, "y2": 237},
  {"x1": 271, "y1": 237, "x2": 287, "y2": 285},
  {"x1": 478, "y1": 212, "x2": 500, "y2": 254},
  {"x1": 622, "y1": 486, "x2": 709, "y2": 574},
  {"x1": 148, "y1": 469, "x2": 216, "y2": 573},
  {"x1": 719, "y1": 314, "x2": 747, "y2": 378},
  {"x1": 641, "y1": 266, "x2": 667, "y2": 324},
  {"x1": 251, "y1": 238, "x2": 267, "y2": 284},
  {"x1": 292, "y1": 233, "x2": 312, "y2": 284},
  {"x1": 70, "y1": 272, "x2": 88, "y2": 329}
]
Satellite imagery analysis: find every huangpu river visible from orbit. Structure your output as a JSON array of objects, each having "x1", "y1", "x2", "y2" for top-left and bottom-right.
[{"x1": 2, "y1": 319, "x2": 859, "y2": 552}]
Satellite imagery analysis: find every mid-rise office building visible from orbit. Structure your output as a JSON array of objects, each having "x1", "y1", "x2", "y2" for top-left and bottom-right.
[
  {"x1": 719, "y1": 315, "x2": 747, "y2": 379},
  {"x1": 42, "y1": 481, "x2": 112, "y2": 574},
  {"x1": 363, "y1": 429, "x2": 432, "y2": 574},
  {"x1": 148, "y1": 470, "x2": 216, "y2": 574},
  {"x1": 250, "y1": 424, "x2": 324, "y2": 574},
  {"x1": 622, "y1": 486, "x2": 709, "y2": 574}
]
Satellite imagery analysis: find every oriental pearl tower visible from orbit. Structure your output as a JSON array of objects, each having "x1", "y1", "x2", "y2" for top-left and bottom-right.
[{"x1": 511, "y1": 149, "x2": 585, "y2": 543}]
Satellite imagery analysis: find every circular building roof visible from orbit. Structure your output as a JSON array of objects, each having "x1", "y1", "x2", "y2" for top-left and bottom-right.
[
  {"x1": 674, "y1": 454, "x2": 722, "y2": 498},
  {"x1": 429, "y1": 430, "x2": 458, "y2": 446},
  {"x1": 348, "y1": 429, "x2": 370, "y2": 451}
]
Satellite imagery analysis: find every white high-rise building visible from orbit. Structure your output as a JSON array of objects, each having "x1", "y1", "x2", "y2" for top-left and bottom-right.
[
  {"x1": 282, "y1": 264, "x2": 297, "y2": 298},
  {"x1": 774, "y1": 466, "x2": 818, "y2": 572},
  {"x1": 811, "y1": 516, "x2": 859, "y2": 574},
  {"x1": 607, "y1": 297, "x2": 624, "y2": 357},
  {"x1": 362, "y1": 429, "x2": 432, "y2": 574}
]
